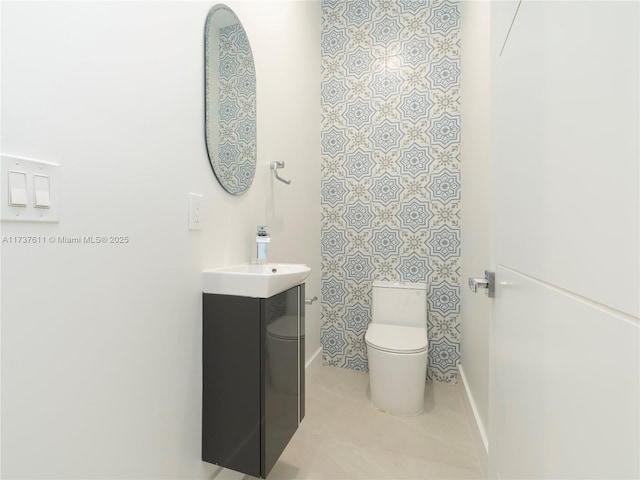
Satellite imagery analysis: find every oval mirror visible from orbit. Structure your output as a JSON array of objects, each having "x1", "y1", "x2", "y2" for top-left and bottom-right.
[{"x1": 205, "y1": 5, "x2": 256, "y2": 195}]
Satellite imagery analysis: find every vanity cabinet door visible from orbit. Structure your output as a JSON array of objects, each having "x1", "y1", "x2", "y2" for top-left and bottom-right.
[
  {"x1": 202, "y1": 294, "x2": 262, "y2": 477},
  {"x1": 262, "y1": 284, "x2": 303, "y2": 476},
  {"x1": 202, "y1": 284, "x2": 304, "y2": 479}
]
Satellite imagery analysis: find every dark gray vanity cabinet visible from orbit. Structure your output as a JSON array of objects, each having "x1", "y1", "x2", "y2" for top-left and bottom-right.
[{"x1": 202, "y1": 284, "x2": 305, "y2": 479}]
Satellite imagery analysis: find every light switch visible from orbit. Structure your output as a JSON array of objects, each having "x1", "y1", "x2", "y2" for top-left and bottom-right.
[
  {"x1": 2, "y1": 155, "x2": 60, "y2": 222},
  {"x1": 33, "y1": 174, "x2": 51, "y2": 208},
  {"x1": 9, "y1": 171, "x2": 28, "y2": 206}
]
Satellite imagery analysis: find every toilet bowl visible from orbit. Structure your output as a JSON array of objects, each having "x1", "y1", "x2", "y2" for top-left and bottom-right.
[
  {"x1": 366, "y1": 323, "x2": 428, "y2": 415},
  {"x1": 365, "y1": 281, "x2": 428, "y2": 416}
]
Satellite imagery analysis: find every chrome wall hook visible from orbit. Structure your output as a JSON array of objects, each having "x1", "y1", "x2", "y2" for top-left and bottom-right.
[{"x1": 270, "y1": 161, "x2": 292, "y2": 185}]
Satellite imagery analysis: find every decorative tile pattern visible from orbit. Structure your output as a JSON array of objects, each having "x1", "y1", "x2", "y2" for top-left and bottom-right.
[
  {"x1": 321, "y1": 0, "x2": 461, "y2": 382},
  {"x1": 217, "y1": 24, "x2": 256, "y2": 192}
]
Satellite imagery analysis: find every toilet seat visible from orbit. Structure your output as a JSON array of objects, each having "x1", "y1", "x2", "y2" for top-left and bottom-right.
[{"x1": 365, "y1": 324, "x2": 428, "y2": 354}]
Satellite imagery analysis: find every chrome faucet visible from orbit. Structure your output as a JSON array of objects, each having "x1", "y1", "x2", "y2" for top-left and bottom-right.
[{"x1": 256, "y1": 225, "x2": 270, "y2": 264}]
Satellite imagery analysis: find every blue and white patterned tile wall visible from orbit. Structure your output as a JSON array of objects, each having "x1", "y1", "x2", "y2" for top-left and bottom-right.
[
  {"x1": 217, "y1": 24, "x2": 256, "y2": 192},
  {"x1": 320, "y1": 0, "x2": 461, "y2": 383}
]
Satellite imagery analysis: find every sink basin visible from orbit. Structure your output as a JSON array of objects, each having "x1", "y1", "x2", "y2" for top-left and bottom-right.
[{"x1": 202, "y1": 263, "x2": 311, "y2": 298}]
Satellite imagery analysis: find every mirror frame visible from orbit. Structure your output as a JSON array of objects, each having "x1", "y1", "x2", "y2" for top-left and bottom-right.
[{"x1": 204, "y1": 4, "x2": 257, "y2": 195}]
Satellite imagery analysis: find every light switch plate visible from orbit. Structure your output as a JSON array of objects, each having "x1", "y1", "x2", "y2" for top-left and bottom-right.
[
  {"x1": 1, "y1": 154, "x2": 60, "y2": 222},
  {"x1": 188, "y1": 193, "x2": 203, "y2": 231}
]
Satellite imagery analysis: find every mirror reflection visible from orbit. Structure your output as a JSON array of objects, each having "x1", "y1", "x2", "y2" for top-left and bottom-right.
[{"x1": 205, "y1": 4, "x2": 256, "y2": 195}]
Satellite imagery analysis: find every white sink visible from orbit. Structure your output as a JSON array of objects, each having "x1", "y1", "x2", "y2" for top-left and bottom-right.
[{"x1": 202, "y1": 263, "x2": 311, "y2": 298}]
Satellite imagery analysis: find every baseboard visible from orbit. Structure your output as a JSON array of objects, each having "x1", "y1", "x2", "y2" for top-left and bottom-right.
[
  {"x1": 305, "y1": 346, "x2": 323, "y2": 382},
  {"x1": 458, "y1": 364, "x2": 489, "y2": 477}
]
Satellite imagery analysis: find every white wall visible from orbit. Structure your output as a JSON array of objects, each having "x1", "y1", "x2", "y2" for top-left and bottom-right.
[
  {"x1": 0, "y1": 1, "x2": 321, "y2": 478},
  {"x1": 459, "y1": 0, "x2": 491, "y2": 466}
]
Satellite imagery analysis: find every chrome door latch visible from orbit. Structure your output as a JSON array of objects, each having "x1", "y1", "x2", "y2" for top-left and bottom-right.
[{"x1": 468, "y1": 270, "x2": 495, "y2": 298}]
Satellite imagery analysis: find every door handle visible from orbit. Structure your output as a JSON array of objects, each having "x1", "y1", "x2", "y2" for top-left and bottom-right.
[{"x1": 468, "y1": 270, "x2": 495, "y2": 298}]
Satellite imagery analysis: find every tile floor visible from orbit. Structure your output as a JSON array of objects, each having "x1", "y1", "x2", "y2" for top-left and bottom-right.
[{"x1": 269, "y1": 366, "x2": 484, "y2": 480}]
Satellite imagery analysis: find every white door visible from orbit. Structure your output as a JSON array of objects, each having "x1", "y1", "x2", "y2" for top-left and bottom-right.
[{"x1": 489, "y1": 1, "x2": 639, "y2": 478}]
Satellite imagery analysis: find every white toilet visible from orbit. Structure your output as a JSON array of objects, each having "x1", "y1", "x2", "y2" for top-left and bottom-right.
[{"x1": 365, "y1": 281, "x2": 428, "y2": 416}]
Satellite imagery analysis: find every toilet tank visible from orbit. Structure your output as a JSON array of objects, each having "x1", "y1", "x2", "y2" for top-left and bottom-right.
[{"x1": 371, "y1": 281, "x2": 428, "y2": 328}]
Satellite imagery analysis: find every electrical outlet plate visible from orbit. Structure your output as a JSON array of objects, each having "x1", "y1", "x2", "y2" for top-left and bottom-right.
[{"x1": 188, "y1": 193, "x2": 203, "y2": 231}]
